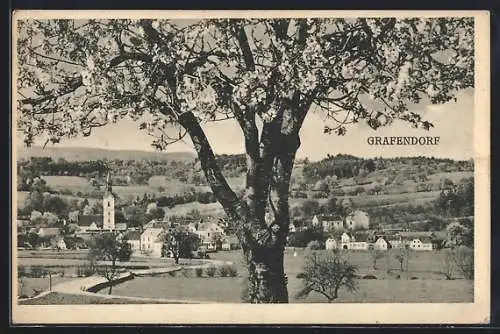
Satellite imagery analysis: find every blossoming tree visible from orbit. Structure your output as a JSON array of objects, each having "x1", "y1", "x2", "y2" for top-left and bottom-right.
[{"x1": 16, "y1": 17, "x2": 474, "y2": 303}]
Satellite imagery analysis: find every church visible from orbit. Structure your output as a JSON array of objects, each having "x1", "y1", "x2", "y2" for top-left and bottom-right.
[
  {"x1": 102, "y1": 172, "x2": 115, "y2": 230},
  {"x1": 76, "y1": 172, "x2": 123, "y2": 232}
]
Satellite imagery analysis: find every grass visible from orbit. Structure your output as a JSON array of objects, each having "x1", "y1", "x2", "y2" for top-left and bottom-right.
[
  {"x1": 17, "y1": 277, "x2": 74, "y2": 298},
  {"x1": 18, "y1": 292, "x2": 182, "y2": 304},
  {"x1": 91, "y1": 250, "x2": 472, "y2": 303},
  {"x1": 16, "y1": 249, "x2": 473, "y2": 304}
]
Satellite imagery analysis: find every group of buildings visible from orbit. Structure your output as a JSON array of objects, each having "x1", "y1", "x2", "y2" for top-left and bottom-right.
[
  {"x1": 308, "y1": 212, "x2": 440, "y2": 251},
  {"x1": 324, "y1": 231, "x2": 436, "y2": 251},
  {"x1": 18, "y1": 173, "x2": 446, "y2": 255},
  {"x1": 17, "y1": 173, "x2": 238, "y2": 257}
]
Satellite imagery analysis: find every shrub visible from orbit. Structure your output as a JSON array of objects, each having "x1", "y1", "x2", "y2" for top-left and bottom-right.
[
  {"x1": 182, "y1": 269, "x2": 192, "y2": 277},
  {"x1": 219, "y1": 265, "x2": 229, "y2": 277},
  {"x1": 362, "y1": 275, "x2": 377, "y2": 280},
  {"x1": 306, "y1": 240, "x2": 323, "y2": 250},
  {"x1": 206, "y1": 266, "x2": 217, "y2": 277},
  {"x1": 168, "y1": 270, "x2": 177, "y2": 277},
  {"x1": 195, "y1": 267, "x2": 203, "y2": 277},
  {"x1": 228, "y1": 265, "x2": 238, "y2": 277}
]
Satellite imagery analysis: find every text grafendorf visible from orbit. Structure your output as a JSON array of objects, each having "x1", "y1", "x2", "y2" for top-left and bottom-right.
[{"x1": 367, "y1": 136, "x2": 440, "y2": 146}]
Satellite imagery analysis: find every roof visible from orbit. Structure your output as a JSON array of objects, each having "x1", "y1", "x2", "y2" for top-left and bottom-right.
[
  {"x1": 125, "y1": 230, "x2": 142, "y2": 240},
  {"x1": 78, "y1": 215, "x2": 103, "y2": 227}
]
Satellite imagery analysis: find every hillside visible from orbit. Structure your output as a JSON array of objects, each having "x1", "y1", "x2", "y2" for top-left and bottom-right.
[{"x1": 16, "y1": 146, "x2": 196, "y2": 163}]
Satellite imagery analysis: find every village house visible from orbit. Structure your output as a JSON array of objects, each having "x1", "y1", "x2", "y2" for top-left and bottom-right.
[
  {"x1": 311, "y1": 214, "x2": 344, "y2": 231},
  {"x1": 387, "y1": 237, "x2": 406, "y2": 249},
  {"x1": 221, "y1": 235, "x2": 240, "y2": 251},
  {"x1": 374, "y1": 236, "x2": 392, "y2": 250},
  {"x1": 76, "y1": 214, "x2": 102, "y2": 233},
  {"x1": 350, "y1": 233, "x2": 369, "y2": 250},
  {"x1": 140, "y1": 228, "x2": 165, "y2": 257},
  {"x1": 340, "y1": 232, "x2": 352, "y2": 250},
  {"x1": 409, "y1": 237, "x2": 434, "y2": 251},
  {"x1": 325, "y1": 237, "x2": 338, "y2": 250}
]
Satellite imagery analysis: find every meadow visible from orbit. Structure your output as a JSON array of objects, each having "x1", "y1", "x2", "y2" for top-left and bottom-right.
[{"x1": 96, "y1": 249, "x2": 473, "y2": 303}]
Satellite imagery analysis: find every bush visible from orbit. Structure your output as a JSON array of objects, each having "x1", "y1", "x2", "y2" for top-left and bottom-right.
[
  {"x1": 206, "y1": 266, "x2": 217, "y2": 277},
  {"x1": 195, "y1": 267, "x2": 203, "y2": 277},
  {"x1": 362, "y1": 275, "x2": 377, "y2": 280},
  {"x1": 228, "y1": 265, "x2": 238, "y2": 277},
  {"x1": 168, "y1": 270, "x2": 177, "y2": 277},
  {"x1": 306, "y1": 240, "x2": 323, "y2": 250},
  {"x1": 219, "y1": 265, "x2": 230, "y2": 277},
  {"x1": 182, "y1": 269, "x2": 192, "y2": 277}
]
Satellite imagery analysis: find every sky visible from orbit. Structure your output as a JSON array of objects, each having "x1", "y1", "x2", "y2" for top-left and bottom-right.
[{"x1": 17, "y1": 87, "x2": 474, "y2": 161}]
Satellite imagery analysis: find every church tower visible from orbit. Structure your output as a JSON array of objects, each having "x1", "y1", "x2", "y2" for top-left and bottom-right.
[{"x1": 103, "y1": 171, "x2": 115, "y2": 230}]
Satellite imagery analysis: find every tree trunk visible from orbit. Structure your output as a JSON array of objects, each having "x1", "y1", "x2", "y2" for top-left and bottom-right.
[
  {"x1": 175, "y1": 105, "x2": 305, "y2": 304},
  {"x1": 244, "y1": 244, "x2": 288, "y2": 303},
  {"x1": 108, "y1": 284, "x2": 113, "y2": 295}
]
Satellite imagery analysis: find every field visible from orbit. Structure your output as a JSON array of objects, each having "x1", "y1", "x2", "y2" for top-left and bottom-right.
[
  {"x1": 22, "y1": 249, "x2": 470, "y2": 304},
  {"x1": 15, "y1": 248, "x2": 473, "y2": 304},
  {"x1": 162, "y1": 202, "x2": 225, "y2": 217}
]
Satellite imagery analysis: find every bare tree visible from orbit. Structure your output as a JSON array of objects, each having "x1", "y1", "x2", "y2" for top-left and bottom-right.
[
  {"x1": 370, "y1": 249, "x2": 384, "y2": 270},
  {"x1": 394, "y1": 247, "x2": 410, "y2": 272},
  {"x1": 296, "y1": 251, "x2": 358, "y2": 303},
  {"x1": 452, "y1": 245, "x2": 474, "y2": 280},
  {"x1": 440, "y1": 249, "x2": 456, "y2": 280}
]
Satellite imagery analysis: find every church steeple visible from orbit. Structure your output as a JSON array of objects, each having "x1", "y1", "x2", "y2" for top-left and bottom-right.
[
  {"x1": 103, "y1": 170, "x2": 115, "y2": 231},
  {"x1": 105, "y1": 170, "x2": 113, "y2": 194}
]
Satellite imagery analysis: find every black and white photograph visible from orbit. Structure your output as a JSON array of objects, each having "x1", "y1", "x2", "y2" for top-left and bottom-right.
[{"x1": 11, "y1": 10, "x2": 490, "y2": 324}]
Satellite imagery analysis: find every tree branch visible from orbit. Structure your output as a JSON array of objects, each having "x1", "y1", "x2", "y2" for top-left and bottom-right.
[{"x1": 231, "y1": 22, "x2": 256, "y2": 71}]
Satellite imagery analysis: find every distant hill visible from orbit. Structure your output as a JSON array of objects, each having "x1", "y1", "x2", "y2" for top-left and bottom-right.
[{"x1": 16, "y1": 146, "x2": 196, "y2": 162}]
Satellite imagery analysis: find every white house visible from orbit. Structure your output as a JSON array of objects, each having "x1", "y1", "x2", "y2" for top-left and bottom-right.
[
  {"x1": 311, "y1": 215, "x2": 320, "y2": 227},
  {"x1": 325, "y1": 238, "x2": 338, "y2": 250},
  {"x1": 340, "y1": 232, "x2": 352, "y2": 249},
  {"x1": 140, "y1": 228, "x2": 165, "y2": 257},
  {"x1": 374, "y1": 237, "x2": 392, "y2": 250},
  {"x1": 409, "y1": 237, "x2": 434, "y2": 251}
]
